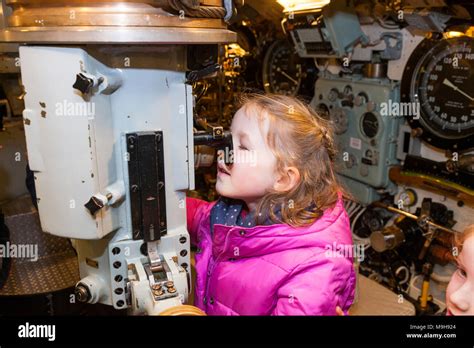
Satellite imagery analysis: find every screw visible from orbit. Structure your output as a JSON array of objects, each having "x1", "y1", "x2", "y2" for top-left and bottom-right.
[
  {"x1": 164, "y1": 281, "x2": 174, "y2": 288},
  {"x1": 167, "y1": 287, "x2": 177, "y2": 294}
]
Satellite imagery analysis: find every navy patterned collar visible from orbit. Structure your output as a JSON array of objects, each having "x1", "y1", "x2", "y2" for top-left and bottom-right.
[{"x1": 210, "y1": 196, "x2": 282, "y2": 235}]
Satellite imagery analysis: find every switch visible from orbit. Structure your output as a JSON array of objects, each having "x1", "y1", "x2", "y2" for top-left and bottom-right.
[
  {"x1": 73, "y1": 73, "x2": 94, "y2": 94},
  {"x1": 84, "y1": 196, "x2": 105, "y2": 216}
]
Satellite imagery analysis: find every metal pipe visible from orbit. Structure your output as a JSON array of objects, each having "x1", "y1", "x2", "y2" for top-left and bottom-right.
[{"x1": 372, "y1": 201, "x2": 459, "y2": 235}]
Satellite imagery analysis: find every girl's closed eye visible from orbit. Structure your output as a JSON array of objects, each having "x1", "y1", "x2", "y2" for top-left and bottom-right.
[
  {"x1": 239, "y1": 144, "x2": 249, "y2": 151},
  {"x1": 457, "y1": 267, "x2": 467, "y2": 278}
]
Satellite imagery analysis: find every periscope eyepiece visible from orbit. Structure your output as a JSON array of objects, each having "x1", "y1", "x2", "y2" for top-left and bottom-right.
[{"x1": 193, "y1": 127, "x2": 233, "y2": 165}]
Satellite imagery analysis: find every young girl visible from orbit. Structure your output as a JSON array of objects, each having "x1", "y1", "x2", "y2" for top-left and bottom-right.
[
  {"x1": 186, "y1": 93, "x2": 355, "y2": 315},
  {"x1": 446, "y1": 225, "x2": 474, "y2": 315}
]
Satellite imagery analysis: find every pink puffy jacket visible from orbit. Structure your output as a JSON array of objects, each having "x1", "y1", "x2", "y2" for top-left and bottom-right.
[{"x1": 186, "y1": 196, "x2": 356, "y2": 315}]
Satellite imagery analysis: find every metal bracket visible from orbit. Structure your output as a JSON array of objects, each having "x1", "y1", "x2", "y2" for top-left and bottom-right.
[{"x1": 126, "y1": 131, "x2": 167, "y2": 242}]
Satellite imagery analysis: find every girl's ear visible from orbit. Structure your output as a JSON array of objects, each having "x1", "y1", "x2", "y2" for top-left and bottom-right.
[{"x1": 273, "y1": 166, "x2": 300, "y2": 192}]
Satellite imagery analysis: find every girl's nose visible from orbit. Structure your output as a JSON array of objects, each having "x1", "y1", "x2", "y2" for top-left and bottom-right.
[{"x1": 450, "y1": 286, "x2": 471, "y2": 313}]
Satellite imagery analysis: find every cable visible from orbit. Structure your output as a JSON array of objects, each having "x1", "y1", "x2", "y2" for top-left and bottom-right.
[{"x1": 351, "y1": 205, "x2": 372, "y2": 250}]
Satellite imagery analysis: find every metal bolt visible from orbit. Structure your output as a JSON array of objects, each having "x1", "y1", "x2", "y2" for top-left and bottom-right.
[
  {"x1": 167, "y1": 287, "x2": 177, "y2": 294},
  {"x1": 153, "y1": 289, "x2": 164, "y2": 297},
  {"x1": 75, "y1": 284, "x2": 91, "y2": 303},
  {"x1": 151, "y1": 283, "x2": 162, "y2": 291},
  {"x1": 164, "y1": 281, "x2": 174, "y2": 288}
]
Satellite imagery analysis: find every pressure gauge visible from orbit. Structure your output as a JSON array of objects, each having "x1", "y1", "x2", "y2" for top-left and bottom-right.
[
  {"x1": 401, "y1": 36, "x2": 474, "y2": 150},
  {"x1": 262, "y1": 40, "x2": 302, "y2": 96},
  {"x1": 361, "y1": 112, "x2": 379, "y2": 138}
]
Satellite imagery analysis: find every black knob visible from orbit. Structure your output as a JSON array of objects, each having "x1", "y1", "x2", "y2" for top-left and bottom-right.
[
  {"x1": 84, "y1": 196, "x2": 104, "y2": 215},
  {"x1": 73, "y1": 73, "x2": 94, "y2": 94}
]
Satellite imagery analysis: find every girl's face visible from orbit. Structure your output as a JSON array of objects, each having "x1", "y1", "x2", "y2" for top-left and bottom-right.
[
  {"x1": 446, "y1": 235, "x2": 474, "y2": 315},
  {"x1": 215, "y1": 106, "x2": 278, "y2": 209}
]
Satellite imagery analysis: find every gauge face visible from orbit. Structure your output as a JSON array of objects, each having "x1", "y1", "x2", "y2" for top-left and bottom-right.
[
  {"x1": 402, "y1": 37, "x2": 474, "y2": 150},
  {"x1": 343, "y1": 85, "x2": 352, "y2": 97},
  {"x1": 328, "y1": 88, "x2": 339, "y2": 102},
  {"x1": 315, "y1": 103, "x2": 330, "y2": 119},
  {"x1": 361, "y1": 112, "x2": 379, "y2": 138},
  {"x1": 263, "y1": 40, "x2": 302, "y2": 96},
  {"x1": 331, "y1": 107, "x2": 348, "y2": 134}
]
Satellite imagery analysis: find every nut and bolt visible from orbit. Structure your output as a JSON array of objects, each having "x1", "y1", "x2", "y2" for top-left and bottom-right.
[
  {"x1": 151, "y1": 283, "x2": 162, "y2": 291},
  {"x1": 153, "y1": 288, "x2": 164, "y2": 297}
]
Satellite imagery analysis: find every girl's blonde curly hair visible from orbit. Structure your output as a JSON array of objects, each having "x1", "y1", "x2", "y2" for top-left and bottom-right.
[
  {"x1": 237, "y1": 93, "x2": 349, "y2": 227},
  {"x1": 454, "y1": 225, "x2": 474, "y2": 255}
]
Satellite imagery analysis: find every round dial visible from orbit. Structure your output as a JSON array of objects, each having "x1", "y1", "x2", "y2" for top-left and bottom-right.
[
  {"x1": 331, "y1": 107, "x2": 348, "y2": 134},
  {"x1": 402, "y1": 36, "x2": 474, "y2": 150},
  {"x1": 361, "y1": 112, "x2": 379, "y2": 138},
  {"x1": 263, "y1": 40, "x2": 302, "y2": 96},
  {"x1": 315, "y1": 103, "x2": 330, "y2": 119},
  {"x1": 328, "y1": 88, "x2": 339, "y2": 102}
]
